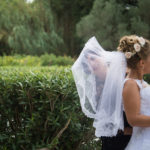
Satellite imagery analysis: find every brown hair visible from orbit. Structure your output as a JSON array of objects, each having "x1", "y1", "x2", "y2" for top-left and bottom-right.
[{"x1": 117, "y1": 35, "x2": 150, "y2": 69}]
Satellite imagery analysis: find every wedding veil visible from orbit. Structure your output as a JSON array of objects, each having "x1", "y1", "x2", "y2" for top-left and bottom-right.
[{"x1": 71, "y1": 36, "x2": 127, "y2": 137}]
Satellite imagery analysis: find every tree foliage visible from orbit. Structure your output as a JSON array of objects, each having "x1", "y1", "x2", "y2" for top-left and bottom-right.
[
  {"x1": 76, "y1": 0, "x2": 150, "y2": 52},
  {"x1": 0, "y1": 0, "x2": 64, "y2": 56},
  {"x1": 50, "y1": 0, "x2": 95, "y2": 56},
  {"x1": 1, "y1": 0, "x2": 150, "y2": 56}
]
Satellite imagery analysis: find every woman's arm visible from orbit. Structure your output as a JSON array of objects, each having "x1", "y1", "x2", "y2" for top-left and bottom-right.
[{"x1": 123, "y1": 79, "x2": 150, "y2": 127}]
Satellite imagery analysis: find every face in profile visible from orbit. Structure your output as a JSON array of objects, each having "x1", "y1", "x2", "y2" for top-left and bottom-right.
[{"x1": 85, "y1": 51, "x2": 107, "y2": 80}]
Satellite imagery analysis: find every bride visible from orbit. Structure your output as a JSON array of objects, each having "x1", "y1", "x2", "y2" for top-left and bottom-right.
[
  {"x1": 120, "y1": 35, "x2": 150, "y2": 150},
  {"x1": 71, "y1": 35, "x2": 150, "y2": 150}
]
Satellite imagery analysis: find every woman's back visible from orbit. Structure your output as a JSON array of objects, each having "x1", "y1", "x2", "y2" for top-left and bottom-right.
[
  {"x1": 123, "y1": 78, "x2": 150, "y2": 150},
  {"x1": 123, "y1": 78, "x2": 150, "y2": 115}
]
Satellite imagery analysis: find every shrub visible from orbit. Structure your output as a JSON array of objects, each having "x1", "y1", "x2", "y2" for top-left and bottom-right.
[
  {"x1": 0, "y1": 53, "x2": 74, "y2": 66},
  {"x1": 0, "y1": 66, "x2": 100, "y2": 150}
]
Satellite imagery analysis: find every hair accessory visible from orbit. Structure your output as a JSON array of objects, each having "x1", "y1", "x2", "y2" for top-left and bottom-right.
[
  {"x1": 137, "y1": 36, "x2": 146, "y2": 47},
  {"x1": 134, "y1": 43, "x2": 141, "y2": 52},
  {"x1": 124, "y1": 36, "x2": 146, "y2": 59},
  {"x1": 125, "y1": 51, "x2": 136, "y2": 59}
]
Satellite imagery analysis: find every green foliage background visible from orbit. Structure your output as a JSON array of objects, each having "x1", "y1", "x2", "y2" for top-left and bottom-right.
[
  {"x1": 76, "y1": 0, "x2": 150, "y2": 51},
  {"x1": 1, "y1": 0, "x2": 150, "y2": 57},
  {"x1": 0, "y1": 66, "x2": 101, "y2": 150},
  {"x1": 1, "y1": 0, "x2": 150, "y2": 149},
  {"x1": 0, "y1": 53, "x2": 74, "y2": 66}
]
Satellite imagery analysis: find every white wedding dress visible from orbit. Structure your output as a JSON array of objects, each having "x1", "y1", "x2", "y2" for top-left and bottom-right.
[{"x1": 122, "y1": 78, "x2": 150, "y2": 150}]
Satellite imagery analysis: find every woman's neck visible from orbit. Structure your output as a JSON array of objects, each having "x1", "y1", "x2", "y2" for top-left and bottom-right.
[{"x1": 126, "y1": 69, "x2": 143, "y2": 80}]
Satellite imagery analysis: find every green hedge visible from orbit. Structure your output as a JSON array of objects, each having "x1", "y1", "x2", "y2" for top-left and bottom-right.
[
  {"x1": 0, "y1": 66, "x2": 100, "y2": 150},
  {"x1": 1, "y1": 66, "x2": 149, "y2": 150},
  {"x1": 0, "y1": 53, "x2": 74, "y2": 66}
]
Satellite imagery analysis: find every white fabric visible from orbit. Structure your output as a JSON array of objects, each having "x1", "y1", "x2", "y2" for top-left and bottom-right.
[
  {"x1": 123, "y1": 79, "x2": 150, "y2": 150},
  {"x1": 71, "y1": 36, "x2": 127, "y2": 137}
]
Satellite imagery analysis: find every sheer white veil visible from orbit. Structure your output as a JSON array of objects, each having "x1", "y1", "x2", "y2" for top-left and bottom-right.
[{"x1": 71, "y1": 36, "x2": 127, "y2": 137}]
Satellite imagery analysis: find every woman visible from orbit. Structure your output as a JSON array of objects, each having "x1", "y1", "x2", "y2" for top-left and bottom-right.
[
  {"x1": 118, "y1": 35, "x2": 150, "y2": 149},
  {"x1": 71, "y1": 35, "x2": 150, "y2": 150}
]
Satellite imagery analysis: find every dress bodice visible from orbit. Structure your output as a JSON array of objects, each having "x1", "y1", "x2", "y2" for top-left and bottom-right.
[
  {"x1": 123, "y1": 78, "x2": 150, "y2": 115},
  {"x1": 139, "y1": 81, "x2": 150, "y2": 115},
  {"x1": 123, "y1": 78, "x2": 150, "y2": 150}
]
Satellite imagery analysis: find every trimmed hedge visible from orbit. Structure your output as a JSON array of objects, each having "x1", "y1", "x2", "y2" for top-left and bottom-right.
[
  {"x1": 0, "y1": 53, "x2": 74, "y2": 66},
  {"x1": 0, "y1": 66, "x2": 100, "y2": 150},
  {"x1": 1, "y1": 66, "x2": 149, "y2": 150}
]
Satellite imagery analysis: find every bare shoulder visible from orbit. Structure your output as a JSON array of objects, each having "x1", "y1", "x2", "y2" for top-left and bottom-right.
[
  {"x1": 122, "y1": 79, "x2": 140, "y2": 98},
  {"x1": 123, "y1": 79, "x2": 140, "y2": 92},
  {"x1": 122, "y1": 79, "x2": 141, "y2": 126}
]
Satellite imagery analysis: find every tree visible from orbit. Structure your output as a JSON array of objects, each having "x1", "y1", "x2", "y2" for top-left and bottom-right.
[
  {"x1": 0, "y1": 0, "x2": 64, "y2": 56},
  {"x1": 50, "y1": 0, "x2": 95, "y2": 56},
  {"x1": 77, "y1": 0, "x2": 129, "y2": 51},
  {"x1": 76, "y1": 0, "x2": 150, "y2": 53}
]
